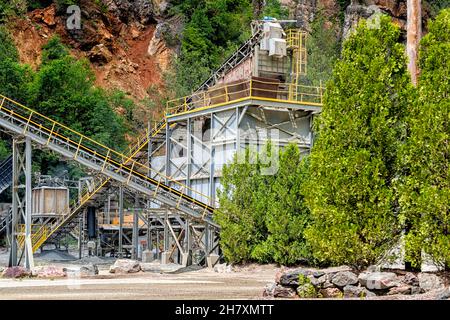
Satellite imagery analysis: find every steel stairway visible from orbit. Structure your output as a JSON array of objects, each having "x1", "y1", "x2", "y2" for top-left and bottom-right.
[
  {"x1": 0, "y1": 154, "x2": 12, "y2": 195},
  {"x1": 0, "y1": 208, "x2": 12, "y2": 235},
  {"x1": 0, "y1": 94, "x2": 218, "y2": 252},
  {"x1": 0, "y1": 24, "x2": 265, "y2": 251},
  {"x1": 194, "y1": 22, "x2": 264, "y2": 93}
]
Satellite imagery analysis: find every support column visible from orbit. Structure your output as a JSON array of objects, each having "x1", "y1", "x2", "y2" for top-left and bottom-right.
[
  {"x1": 78, "y1": 215, "x2": 83, "y2": 259},
  {"x1": 209, "y1": 114, "x2": 215, "y2": 205},
  {"x1": 132, "y1": 197, "x2": 139, "y2": 260},
  {"x1": 165, "y1": 123, "x2": 171, "y2": 185},
  {"x1": 186, "y1": 118, "x2": 192, "y2": 196},
  {"x1": 9, "y1": 137, "x2": 34, "y2": 269},
  {"x1": 118, "y1": 186, "x2": 124, "y2": 258},
  {"x1": 161, "y1": 208, "x2": 170, "y2": 264}
]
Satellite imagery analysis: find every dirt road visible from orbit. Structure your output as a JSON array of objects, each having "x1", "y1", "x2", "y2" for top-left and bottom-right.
[{"x1": 0, "y1": 266, "x2": 278, "y2": 300}]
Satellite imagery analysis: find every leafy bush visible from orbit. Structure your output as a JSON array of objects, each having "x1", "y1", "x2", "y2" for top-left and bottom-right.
[
  {"x1": 0, "y1": 0, "x2": 27, "y2": 22},
  {"x1": 302, "y1": 11, "x2": 340, "y2": 86},
  {"x1": 215, "y1": 147, "x2": 272, "y2": 264},
  {"x1": 397, "y1": 9, "x2": 450, "y2": 269},
  {"x1": 304, "y1": 15, "x2": 414, "y2": 267},
  {"x1": 216, "y1": 143, "x2": 313, "y2": 266},
  {"x1": 169, "y1": 0, "x2": 253, "y2": 96},
  {"x1": 252, "y1": 144, "x2": 312, "y2": 265}
]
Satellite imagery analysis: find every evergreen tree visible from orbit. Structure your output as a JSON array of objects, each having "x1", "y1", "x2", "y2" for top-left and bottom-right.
[
  {"x1": 215, "y1": 147, "x2": 272, "y2": 263},
  {"x1": 304, "y1": 16, "x2": 414, "y2": 267},
  {"x1": 252, "y1": 144, "x2": 312, "y2": 265},
  {"x1": 397, "y1": 9, "x2": 450, "y2": 269}
]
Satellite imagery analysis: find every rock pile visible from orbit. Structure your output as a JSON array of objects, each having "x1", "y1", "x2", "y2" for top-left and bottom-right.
[
  {"x1": 109, "y1": 259, "x2": 141, "y2": 274},
  {"x1": 1, "y1": 266, "x2": 31, "y2": 279},
  {"x1": 264, "y1": 266, "x2": 448, "y2": 299}
]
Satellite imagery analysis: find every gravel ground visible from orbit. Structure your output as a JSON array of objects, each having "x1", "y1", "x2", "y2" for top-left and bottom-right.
[{"x1": 0, "y1": 248, "x2": 448, "y2": 300}]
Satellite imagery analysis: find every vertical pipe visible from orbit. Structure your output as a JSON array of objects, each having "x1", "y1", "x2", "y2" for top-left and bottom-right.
[
  {"x1": 407, "y1": 0, "x2": 422, "y2": 86},
  {"x1": 156, "y1": 230, "x2": 160, "y2": 259},
  {"x1": 9, "y1": 140, "x2": 18, "y2": 267},
  {"x1": 165, "y1": 122, "x2": 170, "y2": 185},
  {"x1": 236, "y1": 107, "x2": 240, "y2": 156},
  {"x1": 118, "y1": 186, "x2": 123, "y2": 258},
  {"x1": 147, "y1": 215, "x2": 152, "y2": 252},
  {"x1": 209, "y1": 113, "x2": 215, "y2": 205},
  {"x1": 132, "y1": 197, "x2": 139, "y2": 260},
  {"x1": 204, "y1": 224, "x2": 210, "y2": 256},
  {"x1": 78, "y1": 215, "x2": 82, "y2": 259},
  {"x1": 163, "y1": 209, "x2": 169, "y2": 252},
  {"x1": 24, "y1": 137, "x2": 33, "y2": 270},
  {"x1": 186, "y1": 118, "x2": 192, "y2": 196}
]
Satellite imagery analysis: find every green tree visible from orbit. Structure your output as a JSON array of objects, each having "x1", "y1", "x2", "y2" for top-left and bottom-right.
[
  {"x1": 261, "y1": 0, "x2": 289, "y2": 19},
  {"x1": 397, "y1": 9, "x2": 450, "y2": 269},
  {"x1": 29, "y1": 36, "x2": 126, "y2": 150},
  {"x1": 252, "y1": 144, "x2": 312, "y2": 265},
  {"x1": 215, "y1": 147, "x2": 272, "y2": 263},
  {"x1": 169, "y1": 0, "x2": 253, "y2": 96},
  {"x1": 304, "y1": 16, "x2": 414, "y2": 267},
  {"x1": 302, "y1": 11, "x2": 341, "y2": 86},
  {"x1": 0, "y1": 27, "x2": 34, "y2": 103}
]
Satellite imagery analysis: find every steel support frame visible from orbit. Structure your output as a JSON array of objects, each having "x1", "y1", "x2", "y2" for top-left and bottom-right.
[{"x1": 9, "y1": 137, "x2": 34, "y2": 269}]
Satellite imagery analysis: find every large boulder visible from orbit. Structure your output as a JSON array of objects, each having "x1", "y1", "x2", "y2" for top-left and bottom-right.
[
  {"x1": 360, "y1": 272, "x2": 398, "y2": 290},
  {"x1": 343, "y1": 285, "x2": 376, "y2": 298},
  {"x1": 109, "y1": 259, "x2": 141, "y2": 274},
  {"x1": 388, "y1": 285, "x2": 412, "y2": 295},
  {"x1": 262, "y1": 282, "x2": 277, "y2": 297},
  {"x1": 319, "y1": 287, "x2": 342, "y2": 298},
  {"x1": 32, "y1": 266, "x2": 66, "y2": 278},
  {"x1": 279, "y1": 268, "x2": 315, "y2": 287},
  {"x1": 273, "y1": 285, "x2": 297, "y2": 298},
  {"x1": 418, "y1": 273, "x2": 445, "y2": 292},
  {"x1": 64, "y1": 264, "x2": 99, "y2": 277},
  {"x1": 402, "y1": 272, "x2": 419, "y2": 286},
  {"x1": 331, "y1": 271, "x2": 359, "y2": 288},
  {"x1": 1, "y1": 266, "x2": 31, "y2": 278}
]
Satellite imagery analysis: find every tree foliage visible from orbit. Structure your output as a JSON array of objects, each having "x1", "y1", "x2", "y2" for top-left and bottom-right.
[
  {"x1": 215, "y1": 147, "x2": 271, "y2": 264},
  {"x1": 397, "y1": 9, "x2": 450, "y2": 269},
  {"x1": 216, "y1": 143, "x2": 312, "y2": 266},
  {"x1": 302, "y1": 11, "x2": 340, "y2": 86},
  {"x1": 252, "y1": 144, "x2": 312, "y2": 265},
  {"x1": 303, "y1": 16, "x2": 414, "y2": 267},
  {"x1": 169, "y1": 0, "x2": 253, "y2": 96}
]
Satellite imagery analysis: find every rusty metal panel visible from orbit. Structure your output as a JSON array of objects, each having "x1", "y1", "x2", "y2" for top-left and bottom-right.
[{"x1": 32, "y1": 187, "x2": 69, "y2": 216}]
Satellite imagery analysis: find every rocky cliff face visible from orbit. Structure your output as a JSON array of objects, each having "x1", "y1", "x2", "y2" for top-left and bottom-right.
[
  {"x1": 11, "y1": 0, "x2": 179, "y2": 103},
  {"x1": 9, "y1": 0, "x2": 435, "y2": 104},
  {"x1": 285, "y1": 0, "x2": 430, "y2": 40}
]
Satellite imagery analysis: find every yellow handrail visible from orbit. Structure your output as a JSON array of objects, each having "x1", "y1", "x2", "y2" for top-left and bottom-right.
[
  {"x1": 0, "y1": 94, "x2": 213, "y2": 205},
  {"x1": 166, "y1": 78, "x2": 324, "y2": 115}
]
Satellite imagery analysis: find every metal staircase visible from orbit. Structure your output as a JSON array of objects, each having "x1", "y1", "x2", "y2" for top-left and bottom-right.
[
  {"x1": 0, "y1": 23, "x2": 268, "y2": 252},
  {"x1": 194, "y1": 22, "x2": 264, "y2": 93},
  {"x1": 0, "y1": 208, "x2": 12, "y2": 235},
  {"x1": 0, "y1": 154, "x2": 12, "y2": 194},
  {"x1": 0, "y1": 94, "x2": 218, "y2": 253}
]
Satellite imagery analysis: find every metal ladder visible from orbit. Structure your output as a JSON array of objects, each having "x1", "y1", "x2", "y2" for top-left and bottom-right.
[{"x1": 0, "y1": 94, "x2": 218, "y2": 252}]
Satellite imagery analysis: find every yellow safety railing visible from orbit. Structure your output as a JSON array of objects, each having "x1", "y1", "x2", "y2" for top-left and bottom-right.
[
  {"x1": 0, "y1": 94, "x2": 216, "y2": 252},
  {"x1": 166, "y1": 78, "x2": 324, "y2": 115},
  {"x1": 286, "y1": 29, "x2": 307, "y2": 50},
  {"x1": 0, "y1": 94, "x2": 213, "y2": 205}
]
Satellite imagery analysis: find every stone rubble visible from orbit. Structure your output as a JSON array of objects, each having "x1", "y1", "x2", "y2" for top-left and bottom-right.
[
  {"x1": 109, "y1": 259, "x2": 141, "y2": 274},
  {"x1": 264, "y1": 265, "x2": 449, "y2": 299}
]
